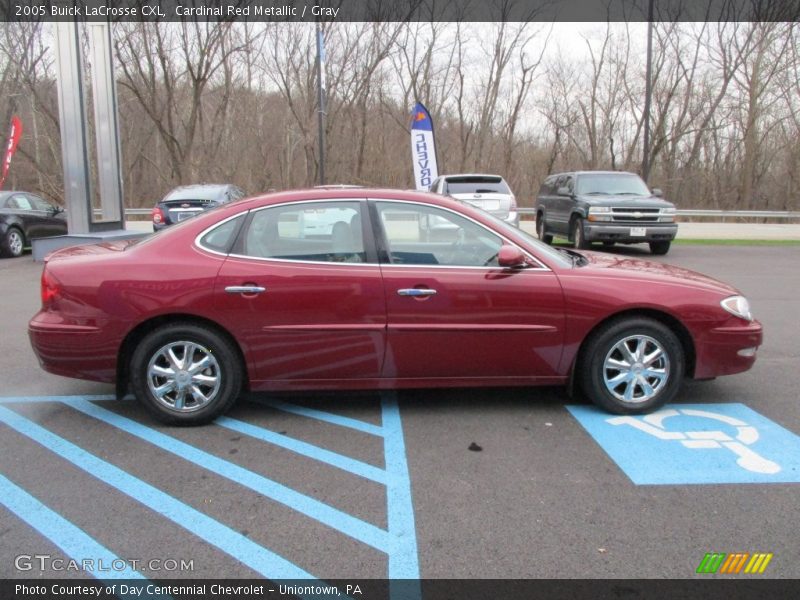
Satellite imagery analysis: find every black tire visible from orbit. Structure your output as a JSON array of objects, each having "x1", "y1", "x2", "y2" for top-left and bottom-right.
[
  {"x1": 571, "y1": 218, "x2": 591, "y2": 250},
  {"x1": 650, "y1": 240, "x2": 671, "y2": 255},
  {"x1": 536, "y1": 213, "x2": 553, "y2": 244},
  {"x1": 130, "y1": 323, "x2": 243, "y2": 425},
  {"x1": 578, "y1": 317, "x2": 684, "y2": 415},
  {"x1": 1, "y1": 227, "x2": 25, "y2": 258}
]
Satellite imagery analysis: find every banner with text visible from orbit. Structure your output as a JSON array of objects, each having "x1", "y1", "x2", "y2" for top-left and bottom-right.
[
  {"x1": 409, "y1": 102, "x2": 438, "y2": 191},
  {"x1": 0, "y1": 115, "x2": 22, "y2": 190}
]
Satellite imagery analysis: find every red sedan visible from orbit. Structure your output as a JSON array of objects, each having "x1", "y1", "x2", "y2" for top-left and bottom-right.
[{"x1": 29, "y1": 188, "x2": 762, "y2": 425}]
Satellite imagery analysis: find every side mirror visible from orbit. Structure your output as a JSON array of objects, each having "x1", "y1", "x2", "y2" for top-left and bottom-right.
[
  {"x1": 497, "y1": 244, "x2": 527, "y2": 268},
  {"x1": 652, "y1": 188, "x2": 663, "y2": 197},
  {"x1": 557, "y1": 186, "x2": 572, "y2": 197}
]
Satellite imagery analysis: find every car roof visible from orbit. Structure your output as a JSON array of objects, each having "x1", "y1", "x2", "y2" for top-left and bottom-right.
[
  {"x1": 550, "y1": 171, "x2": 638, "y2": 177},
  {"x1": 163, "y1": 184, "x2": 235, "y2": 200},
  {"x1": 440, "y1": 173, "x2": 506, "y2": 181},
  {"x1": 226, "y1": 187, "x2": 466, "y2": 213}
]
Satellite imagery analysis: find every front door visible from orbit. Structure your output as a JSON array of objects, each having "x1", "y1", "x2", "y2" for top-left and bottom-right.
[{"x1": 373, "y1": 200, "x2": 565, "y2": 382}]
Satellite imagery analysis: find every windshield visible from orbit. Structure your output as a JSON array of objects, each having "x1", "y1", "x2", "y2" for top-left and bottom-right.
[
  {"x1": 446, "y1": 177, "x2": 511, "y2": 195},
  {"x1": 575, "y1": 173, "x2": 651, "y2": 196},
  {"x1": 481, "y1": 213, "x2": 572, "y2": 268}
]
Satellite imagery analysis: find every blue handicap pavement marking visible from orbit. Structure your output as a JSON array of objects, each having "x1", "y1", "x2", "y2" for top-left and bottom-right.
[
  {"x1": 0, "y1": 394, "x2": 420, "y2": 599},
  {"x1": 568, "y1": 403, "x2": 800, "y2": 485}
]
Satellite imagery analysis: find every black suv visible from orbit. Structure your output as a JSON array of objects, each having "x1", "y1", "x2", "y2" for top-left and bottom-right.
[
  {"x1": 535, "y1": 171, "x2": 677, "y2": 255},
  {"x1": 152, "y1": 184, "x2": 246, "y2": 231}
]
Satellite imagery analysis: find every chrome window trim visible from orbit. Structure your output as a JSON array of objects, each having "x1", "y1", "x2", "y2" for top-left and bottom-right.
[
  {"x1": 194, "y1": 212, "x2": 248, "y2": 258},
  {"x1": 195, "y1": 197, "x2": 550, "y2": 271}
]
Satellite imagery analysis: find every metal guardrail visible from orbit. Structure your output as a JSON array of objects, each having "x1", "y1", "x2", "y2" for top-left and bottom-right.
[
  {"x1": 516, "y1": 208, "x2": 800, "y2": 220},
  {"x1": 108, "y1": 208, "x2": 800, "y2": 220}
]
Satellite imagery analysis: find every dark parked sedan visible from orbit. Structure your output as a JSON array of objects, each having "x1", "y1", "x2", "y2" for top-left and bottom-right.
[
  {"x1": 0, "y1": 191, "x2": 67, "y2": 258},
  {"x1": 30, "y1": 188, "x2": 762, "y2": 425},
  {"x1": 152, "y1": 183, "x2": 246, "y2": 231}
]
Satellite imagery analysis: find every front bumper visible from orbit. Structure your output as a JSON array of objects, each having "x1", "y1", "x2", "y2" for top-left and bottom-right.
[
  {"x1": 693, "y1": 319, "x2": 763, "y2": 379},
  {"x1": 583, "y1": 222, "x2": 678, "y2": 243}
]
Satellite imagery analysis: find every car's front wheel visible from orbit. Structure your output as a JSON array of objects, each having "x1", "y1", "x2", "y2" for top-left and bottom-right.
[
  {"x1": 572, "y1": 218, "x2": 591, "y2": 250},
  {"x1": 1, "y1": 227, "x2": 25, "y2": 258},
  {"x1": 579, "y1": 317, "x2": 684, "y2": 414},
  {"x1": 130, "y1": 323, "x2": 242, "y2": 425}
]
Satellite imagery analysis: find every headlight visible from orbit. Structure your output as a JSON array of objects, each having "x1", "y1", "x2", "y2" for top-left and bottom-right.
[
  {"x1": 721, "y1": 296, "x2": 753, "y2": 321},
  {"x1": 660, "y1": 207, "x2": 676, "y2": 222},
  {"x1": 588, "y1": 206, "x2": 612, "y2": 222}
]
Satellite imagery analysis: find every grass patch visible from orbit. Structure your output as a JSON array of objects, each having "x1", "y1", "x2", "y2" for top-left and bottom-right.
[
  {"x1": 673, "y1": 239, "x2": 800, "y2": 246},
  {"x1": 550, "y1": 239, "x2": 800, "y2": 247}
]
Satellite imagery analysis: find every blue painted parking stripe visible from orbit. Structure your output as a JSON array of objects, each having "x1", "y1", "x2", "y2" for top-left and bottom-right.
[
  {"x1": 0, "y1": 406, "x2": 323, "y2": 582},
  {"x1": 0, "y1": 394, "x2": 117, "y2": 404},
  {"x1": 217, "y1": 416, "x2": 387, "y2": 484},
  {"x1": 380, "y1": 393, "x2": 421, "y2": 586},
  {"x1": 65, "y1": 398, "x2": 390, "y2": 553},
  {"x1": 0, "y1": 473, "x2": 147, "y2": 581},
  {"x1": 260, "y1": 399, "x2": 385, "y2": 437}
]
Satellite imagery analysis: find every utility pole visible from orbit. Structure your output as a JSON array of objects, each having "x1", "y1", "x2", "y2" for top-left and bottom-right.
[
  {"x1": 316, "y1": 21, "x2": 326, "y2": 186},
  {"x1": 641, "y1": 0, "x2": 654, "y2": 183}
]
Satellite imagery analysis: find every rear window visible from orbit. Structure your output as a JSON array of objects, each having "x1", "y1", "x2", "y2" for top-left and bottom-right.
[
  {"x1": 164, "y1": 186, "x2": 227, "y2": 202},
  {"x1": 445, "y1": 176, "x2": 511, "y2": 195}
]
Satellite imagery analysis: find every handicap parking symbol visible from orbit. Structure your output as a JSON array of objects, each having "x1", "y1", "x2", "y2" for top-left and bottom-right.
[{"x1": 567, "y1": 404, "x2": 800, "y2": 484}]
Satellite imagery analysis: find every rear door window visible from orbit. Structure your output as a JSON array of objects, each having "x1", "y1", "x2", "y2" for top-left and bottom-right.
[{"x1": 240, "y1": 201, "x2": 367, "y2": 264}]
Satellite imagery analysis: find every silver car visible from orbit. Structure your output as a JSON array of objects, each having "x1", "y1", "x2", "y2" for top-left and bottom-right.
[{"x1": 429, "y1": 174, "x2": 519, "y2": 227}]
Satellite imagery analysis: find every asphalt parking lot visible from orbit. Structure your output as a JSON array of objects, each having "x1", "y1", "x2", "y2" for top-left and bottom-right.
[{"x1": 1, "y1": 244, "x2": 799, "y2": 590}]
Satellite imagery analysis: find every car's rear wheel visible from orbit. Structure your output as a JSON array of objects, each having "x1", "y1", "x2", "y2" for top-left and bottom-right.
[
  {"x1": 1, "y1": 227, "x2": 25, "y2": 258},
  {"x1": 572, "y1": 218, "x2": 591, "y2": 250},
  {"x1": 536, "y1": 213, "x2": 553, "y2": 244},
  {"x1": 650, "y1": 240, "x2": 671, "y2": 255},
  {"x1": 579, "y1": 317, "x2": 684, "y2": 414},
  {"x1": 130, "y1": 323, "x2": 242, "y2": 425}
]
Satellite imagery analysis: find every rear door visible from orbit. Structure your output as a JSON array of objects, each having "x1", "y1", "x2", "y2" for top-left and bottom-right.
[
  {"x1": 7, "y1": 194, "x2": 42, "y2": 239},
  {"x1": 213, "y1": 199, "x2": 387, "y2": 386},
  {"x1": 27, "y1": 194, "x2": 66, "y2": 237},
  {"x1": 372, "y1": 199, "x2": 565, "y2": 382}
]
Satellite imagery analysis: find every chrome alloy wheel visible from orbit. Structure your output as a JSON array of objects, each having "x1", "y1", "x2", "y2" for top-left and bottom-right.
[
  {"x1": 8, "y1": 230, "x2": 23, "y2": 256},
  {"x1": 146, "y1": 341, "x2": 221, "y2": 412},
  {"x1": 603, "y1": 334, "x2": 670, "y2": 404}
]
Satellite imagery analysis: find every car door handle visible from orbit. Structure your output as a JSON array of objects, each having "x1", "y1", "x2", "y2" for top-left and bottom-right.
[
  {"x1": 397, "y1": 288, "x2": 437, "y2": 297},
  {"x1": 225, "y1": 286, "x2": 266, "y2": 294}
]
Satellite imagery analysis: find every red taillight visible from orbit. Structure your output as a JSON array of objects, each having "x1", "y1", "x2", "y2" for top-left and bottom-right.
[
  {"x1": 152, "y1": 207, "x2": 164, "y2": 224},
  {"x1": 41, "y1": 268, "x2": 61, "y2": 309}
]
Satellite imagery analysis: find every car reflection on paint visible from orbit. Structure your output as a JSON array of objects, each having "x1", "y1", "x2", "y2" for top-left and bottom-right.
[{"x1": 29, "y1": 188, "x2": 762, "y2": 425}]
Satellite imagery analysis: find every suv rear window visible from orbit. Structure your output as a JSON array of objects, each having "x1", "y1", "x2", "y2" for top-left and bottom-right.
[{"x1": 445, "y1": 176, "x2": 510, "y2": 195}]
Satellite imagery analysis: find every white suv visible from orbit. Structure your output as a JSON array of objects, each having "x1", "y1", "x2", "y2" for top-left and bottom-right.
[{"x1": 429, "y1": 174, "x2": 519, "y2": 227}]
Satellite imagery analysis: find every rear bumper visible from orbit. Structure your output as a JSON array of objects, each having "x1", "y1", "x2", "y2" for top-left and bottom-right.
[
  {"x1": 693, "y1": 319, "x2": 763, "y2": 379},
  {"x1": 503, "y1": 211, "x2": 520, "y2": 228},
  {"x1": 29, "y1": 311, "x2": 119, "y2": 383},
  {"x1": 583, "y1": 222, "x2": 678, "y2": 243}
]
